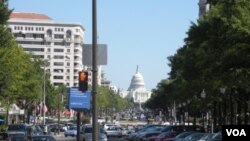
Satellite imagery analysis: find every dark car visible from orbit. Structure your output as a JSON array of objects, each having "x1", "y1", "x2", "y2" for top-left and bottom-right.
[
  {"x1": 7, "y1": 124, "x2": 27, "y2": 139},
  {"x1": 30, "y1": 135, "x2": 56, "y2": 141},
  {"x1": 26, "y1": 125, "x2": 44, "y2": 140},
  {"x1": 9, "y1": 133, "x2": 25, "y2": 141}
]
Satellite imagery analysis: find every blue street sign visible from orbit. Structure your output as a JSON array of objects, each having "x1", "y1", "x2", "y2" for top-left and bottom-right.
[{"x1": 68, "y1": 87, "x2": 90, "y2": 110}]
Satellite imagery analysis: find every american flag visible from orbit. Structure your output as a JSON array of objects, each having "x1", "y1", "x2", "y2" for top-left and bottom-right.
[{"x1": 39, "y1": 102, "x2": 48, "y2": 113}]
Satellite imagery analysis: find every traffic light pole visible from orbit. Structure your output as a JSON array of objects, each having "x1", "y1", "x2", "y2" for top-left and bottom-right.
[{"x1": 92, "y1": 0, "x2": 99, "y2": 141}]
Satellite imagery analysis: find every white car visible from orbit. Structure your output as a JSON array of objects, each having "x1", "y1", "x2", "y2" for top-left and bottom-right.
[
  {"x1": 103, "y1": 123, "x2": 116, "y2": 131},
  {"x1": 79, "y1": 124, "x2": 107, "y2": 141},
  {"x1": 105, "y1": 126, "x2": 122, "y2": 138}
]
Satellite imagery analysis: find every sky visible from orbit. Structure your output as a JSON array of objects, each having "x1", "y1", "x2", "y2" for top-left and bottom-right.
[{"x1": 9, "y1": 0, "x2": 199, "y2": 91}]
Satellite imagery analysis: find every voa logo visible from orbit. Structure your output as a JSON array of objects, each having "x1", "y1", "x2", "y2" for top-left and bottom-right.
[{"x1": 226, "y1": 129, "x2": 246, "y2": 136}]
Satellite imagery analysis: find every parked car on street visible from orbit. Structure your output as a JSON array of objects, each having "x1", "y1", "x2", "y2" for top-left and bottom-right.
[
  {"x1": 105, "y1": 126, "x2": 122, "y2": 138},
  {"x1": 6, "y1": 124, "x2": 27, "y2": 140},
  {"x1": 64, "y1": 126, "x2": 77, "y2": 137},
  {"x1": 30, "y1": 135, "x2": 56, "y2": 141},
  {"x1": 164, "y1": 131, "x2": 196, "y2": 141},
  {"x1": 79, "y1": 124, "x2": 107, "y2": 141}
]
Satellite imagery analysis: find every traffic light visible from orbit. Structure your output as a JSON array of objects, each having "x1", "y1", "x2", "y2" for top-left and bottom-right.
[{"x1": 79, "y1": 71, "x2": 88, "y2": 92}]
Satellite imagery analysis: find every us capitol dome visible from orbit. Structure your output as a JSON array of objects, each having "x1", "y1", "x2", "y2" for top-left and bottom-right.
[{"x1": 120, "y1": 66, "x2": 152, "y2": 105}]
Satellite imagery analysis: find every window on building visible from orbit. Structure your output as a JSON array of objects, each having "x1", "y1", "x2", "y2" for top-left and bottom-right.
[
  {"x1": 32, "y1": 55, "x2": 44, "y2": 59},
  {"x1": 47, "y1": 29, "x2": 52, "y2": 38},
  {"x1": 54, "y1": 69, "x2": 64, "y2": 73},
  {"x1": 54, "y1": 83, "x2": 64, "y2": 86},
  {"x1": 54, "y1": 76, "x2": 63, "y2": 79},
  {"x1": 45, "y1": 42, "x2": 51, "y2": 45},
  {"x1": 54, "y1": 55, "x2": 64, "y2": 59},
  {"x1": 54, "y1": 42, "x2": 64, "y2": 46},
  {"x1": 54, "y1": 49, "x2": 64, "y2": 52},
  {"x1": 23, "y1": 48, "x2": 44, "y2": 52},
  {"x1": 25, "y1": 33, "x2": 33, "y2": 38},
  {"x1": 66, "y1": 30, "x2": 72, "y2": 38},
  {"x1": 54, "y1": 34, "x2": 64, "y2": 39},
  {"x1": 54, "y1": 62, "x2": 64, "y2": 66}
]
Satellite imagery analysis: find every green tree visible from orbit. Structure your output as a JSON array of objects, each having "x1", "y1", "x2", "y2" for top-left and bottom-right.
[{"x1": 146, "y1": 0, "x2": 250, "y2": 126}]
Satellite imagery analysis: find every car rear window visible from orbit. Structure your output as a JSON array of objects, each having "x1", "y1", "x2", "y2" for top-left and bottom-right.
[{"x1": 8, "y1": 125, "x2": 26, "y2": 131}]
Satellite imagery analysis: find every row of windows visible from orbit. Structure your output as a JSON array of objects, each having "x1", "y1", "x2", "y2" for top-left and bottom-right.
[
  {"x1": 17, "y1": 40, "x2": 73, "y2": 47},
  {"x1": 32, "y1": 55, "x2": 44, "y2": 59},
  {"x1": 14, "y1": 26, "x2": 44, "y2": 31},
  {"x1": 54, "y1": 76, "x2": 63, "y2": 79},
  {"x1": 24, "y1": 48, "x2": 44, "y2": 52},
  {"x1": 13, "y1": 26, "x2": 81, "y2": 34},
  {"x1": 54, "y1": 55, "x2": 64, "y2": 59},
  {"x1": 55, "y1": 28, "x2": 64, "y2": 32},
  {"x1": 17, "y1": 41, "x2": 45, "y2": 45},
  {"x1": 49, "y1": 69, "x2": 70, "y2": 73},
  {"x1": 54, "y1": 34, "x2": 64, "y2": 39},
  {"x1": 47, "y1": 49, "x2": 70, "y2": 53}
]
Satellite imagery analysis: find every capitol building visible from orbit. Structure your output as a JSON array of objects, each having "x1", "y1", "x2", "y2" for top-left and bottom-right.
[{"x1": 120, "y1": 66, "x2": 152, "y2": 105}]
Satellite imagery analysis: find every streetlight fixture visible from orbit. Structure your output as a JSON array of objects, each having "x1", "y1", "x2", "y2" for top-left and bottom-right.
[{"x1": 201, "y1": 89, "x2": 206, "y2": 99}]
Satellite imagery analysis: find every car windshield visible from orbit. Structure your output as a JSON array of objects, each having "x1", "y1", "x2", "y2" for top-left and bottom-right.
[{"x1": 69, "y1": 126, "x2": 77, "y2": 130}]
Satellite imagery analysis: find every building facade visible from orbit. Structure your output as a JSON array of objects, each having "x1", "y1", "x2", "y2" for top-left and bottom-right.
[
  {"x1": 198, "y1": 0, "x2": 211, "y2": 18},
  {"x1": 7, "y1": 12, "x2": 85, "y2": 87},
  {"x1": 120, "y1": 66, "x2": 151, "y2": 106}
]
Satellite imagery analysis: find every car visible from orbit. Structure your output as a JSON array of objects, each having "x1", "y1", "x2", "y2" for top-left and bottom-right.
[
  {"x1": 64, "y1": 126, "x2": 77, "y2": 137},
  {"x1": 30, "y1": 135, "x2": 56, "y2": 141},
  {"x1": 147, "y1": 131, "x2": 176, "y2": 141},
  {"x1": 164, "y1": 131, "x2": 196, "y2": 141},
  {"x1": 79, "y1": 124, "x2": 107, "y2": 141},
  {"x1": 26, "y1": 125, "x2": 44, "y2": 140},
  {"x1": 8, "y1": 133, "x2": 25, "y2": 141},
  {"x1": 48, "y1": 124, "x2": 66, "y2": 133},
  {"x1": 103, "y1": 123, "x2": 116, "y2": 131},
  {"x1": 6, "y1": 124, "x2": 27, "y2": 139},
  {"x1": 183, "y1": 132, "x2": 207, "y2": 141},
  {"x1": 105, "y1": 126, "x2": 122, "y2": 138}
]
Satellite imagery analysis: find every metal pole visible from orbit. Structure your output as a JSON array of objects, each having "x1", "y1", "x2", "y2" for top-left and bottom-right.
[
  {"x1": 77, "y1": 112, "x2": 80, "y2": 141},
  {"x1": 57, "y1": 93, "x2": 60, "y2": 134},
  {"x1": 43, "y1": 64, "x2": 46, "y2": 125},
  {"x1": 92, "y1": 0, "x2": 99, "y2": 140}
]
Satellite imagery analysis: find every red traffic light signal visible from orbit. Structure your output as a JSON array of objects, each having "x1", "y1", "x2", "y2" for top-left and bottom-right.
[{"x1": 79, "y1": 71, "x2": 88, "y2": 92}]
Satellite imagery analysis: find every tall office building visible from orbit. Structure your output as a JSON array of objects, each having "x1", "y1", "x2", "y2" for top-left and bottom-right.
[
  {"x1": 198, "y1": 0, "x2": 211, "y2": 18},
  {"x1": 7, "y1": 12, "x2": 85, "y2": 87}
]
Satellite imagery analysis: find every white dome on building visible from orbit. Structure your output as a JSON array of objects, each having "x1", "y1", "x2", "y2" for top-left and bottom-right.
[
  {"x1": 128, "y1": 66, "x2": 146, "y2": 91},
  {"x1": 120, "y1": 66, "x2": 152, "y2": 106}
]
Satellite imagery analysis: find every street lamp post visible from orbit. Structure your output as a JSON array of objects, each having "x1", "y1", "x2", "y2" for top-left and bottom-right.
[
  {"x1": 43, "y1": 63, "x2": 46, "y2": 125},
  {"x1": 183, "y1": 102, "x2": 186, "y2": 125},
  {"x1": 219, "y1": 88, "x2": 226, "y2": 127},
  {"x1": 201, "y1": 89, "x2": 206, "y2": 131},
  {"x1": 92, "y1": 0, "x2": 99, "y2": 140}
]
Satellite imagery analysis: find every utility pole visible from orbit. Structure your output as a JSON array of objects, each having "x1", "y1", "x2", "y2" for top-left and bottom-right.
[{"x1": 92, "y1": 0, "x2": 99, "y2": 141}]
